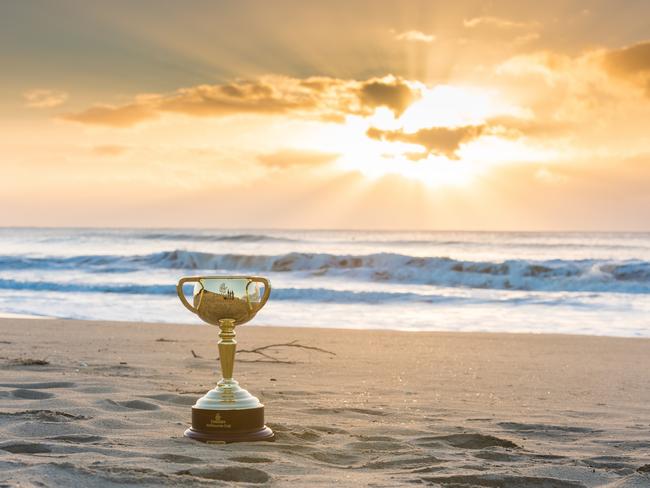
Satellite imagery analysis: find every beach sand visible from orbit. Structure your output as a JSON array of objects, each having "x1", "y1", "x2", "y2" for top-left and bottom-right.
[{"x1": 1, "y1": 318, "x2": 649, "y2": 487}]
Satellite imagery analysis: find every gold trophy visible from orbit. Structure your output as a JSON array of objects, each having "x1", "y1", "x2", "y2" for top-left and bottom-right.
[{"x1": 177, "y1": 275, "x2": 274, "y2": 443}]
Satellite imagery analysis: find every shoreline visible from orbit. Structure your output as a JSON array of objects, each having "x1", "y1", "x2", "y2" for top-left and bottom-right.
[{"x1": 1, "y1": 314, "x2": 649, "y2": 340}]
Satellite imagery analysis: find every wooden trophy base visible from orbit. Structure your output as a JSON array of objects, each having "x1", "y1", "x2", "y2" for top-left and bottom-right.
[{"x1": 184, "y1": 405, "x2": 274, "y2": 444}]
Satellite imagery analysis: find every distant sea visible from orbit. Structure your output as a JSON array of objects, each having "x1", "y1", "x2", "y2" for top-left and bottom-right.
[{"x1": 0, "y1": 228, "x2": 648, "y2": 337}]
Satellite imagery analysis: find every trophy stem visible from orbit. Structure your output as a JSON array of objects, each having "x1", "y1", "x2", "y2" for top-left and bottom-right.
[{"x1": 218, "y1": 318, "x2": 237, "y2": 382}]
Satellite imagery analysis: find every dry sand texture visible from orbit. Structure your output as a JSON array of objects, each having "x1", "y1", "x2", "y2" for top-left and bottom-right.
[{"x1": 1, "y1": 318, "x2": 650, "y2": 487}]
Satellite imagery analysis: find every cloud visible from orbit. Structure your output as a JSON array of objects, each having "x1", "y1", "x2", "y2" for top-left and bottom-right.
[
  {"x1": 603, "y1": 41, "x2": 650, "y2": 95},
  {"x1": 64, "y1": 103, "x2": 158, "y2": 127},
  {"x1": 489, "y1": 43, "x2": 650, "y2": 165},
  {"x1": 460, "y1": 16, "x2": 540, "y2": 48},
  {"x1": 23, "y1": 89, "x2": 68, "y2": 108},
  {"x1": 496, "y1": 51, "x2": 571, "y2": 85},
  {"x1": 257, "y1": 149, "x2": 340, "y2": 169},
  {"x1": 393, "y1": 30, "x2": 435, "y2": 43},
  {"x1": 61, "y1": 75, "x2": 419, "y2": 127},
  {"x1": 158, "y1": 81, "x2": 319, "y2": 117},
  {"x1": 367, "y1": 125, "x2": 484, "y2": 160},
  {"x1": 359, "y1": 77, "x2": 418, "y2": 116},
  {"x1": 495, "y1": 41, "x2": 650, "y2": 126},
  {"x1": 486, "y1": 116, "x2": 568, "y2": 138},
  {"x1": 92, "y1": 145, "x2": 128, "y2": 156},
  {"x1": 604, "y1": 41, "x2": 650, "y2": 75},
  {"x1": 365, "y1": 115, "x2": 561, "y2": 160},
  {"x1": 463, "y1": 16, "x2": 535, "y2": 30}
]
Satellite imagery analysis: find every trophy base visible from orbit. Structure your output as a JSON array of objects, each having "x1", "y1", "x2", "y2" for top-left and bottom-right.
[{"x1": 185, "y1": 405, "x2": 274, "y2": 444}]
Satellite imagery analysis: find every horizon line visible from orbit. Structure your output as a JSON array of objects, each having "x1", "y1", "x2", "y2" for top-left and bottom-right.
[{"x1": 1, "y1": 225, "x2": 649, "y2": 234}]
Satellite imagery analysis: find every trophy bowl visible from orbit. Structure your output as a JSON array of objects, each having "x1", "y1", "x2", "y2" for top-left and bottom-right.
[{"x1": 177, "y1": 275, "x2": 274, "y2": 443}]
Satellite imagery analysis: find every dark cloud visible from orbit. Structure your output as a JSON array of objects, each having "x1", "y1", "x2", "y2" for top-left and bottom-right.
[
  {"x1": 359, "y1": 78, "x2": 417, "y2": 116},
  {"x1": 367, "y1": 125, "x2": 484, "y2": 160},
  {"x1": 158, "y1": 83, "x2": 316, "y2": 117},
  {"x1": 366, "y1": 114, "x2": 570, "y2": 160},
  {"x1": 61, "y1": 75, "x2": 419, "y2": 128},
  {"x1": 63, "y1": 81, "x2": 318, "y2": 127},
  {"x1": 604, "y1": 41, "x2": 650, "y2": 75},
  {"x1": 257, "y1": 149, "x2": 340, "y2": 169},
  {"x1": 603, "y1": 41, "x2": 650, "y2": 95}
]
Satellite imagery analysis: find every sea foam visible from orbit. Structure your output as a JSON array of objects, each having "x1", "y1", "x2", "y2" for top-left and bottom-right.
[{"x1": 1, "y1": 250, "x2": 649, "y2": 294}]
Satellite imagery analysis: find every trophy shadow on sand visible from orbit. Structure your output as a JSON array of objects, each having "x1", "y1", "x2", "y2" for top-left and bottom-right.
[{"x1": 177, "y1": 276, "x2": 274, "y2": 443}]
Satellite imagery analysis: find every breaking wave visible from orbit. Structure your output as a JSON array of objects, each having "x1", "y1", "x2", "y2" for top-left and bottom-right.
[
  {"x1": 135, "y1": 232, "x2": 297, "y2": 243},
  {"x1": 0, "y1": 279, "x2": 596, "y2": 308},
  {"x1": 2, "y1": 250, "x2": 650, "y2": 294},
  {"x1": 0, "y1": 278, "x2": 451, "y2": 304}
]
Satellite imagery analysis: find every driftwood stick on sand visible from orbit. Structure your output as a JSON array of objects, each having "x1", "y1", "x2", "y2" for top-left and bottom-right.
[{"x1": 213, "y1": 340, "x2": 336, "y2": 364}]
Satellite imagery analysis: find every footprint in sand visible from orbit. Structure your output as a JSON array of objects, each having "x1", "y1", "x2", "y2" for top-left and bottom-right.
[
  {"x1": 527, "y1": 453, "x2": 568, "y2": 461},
  {"x1": 118, "y1": 400, "x2": 160, "y2": 410},
  {"x1": 102, "y1": 399, "x2": 160, "y2": 411},
  {"x1": 144, "y1": 393, "x2": 197, "y2": 406},
  {"x1": 498, "y1": 421, "x2": 598, "y2": 435},
  {"x1": 292, "y1": 429, "x2": 322, "y2": 442},
  {"x1": 416, "y1": 433, "x2": 519, "y2": 449},
  {"x1": 229, "y1": 456, "x2": 274, "y2": 464},
  {"x1": 0, "y1": 381, "x2": 76, "y2": 389},
  {"x1": 46, "y1": 434, "x2": 105, "y2": 444},
  {"x1": 11, "y1": 389, "x2": 55, "y2": 400},
  {"x1": 418, "y1": 474, "x2": 586, "y2": 488},
  {"x1": 0, "y1": 442, "x2": 52, "y2": 454},
  {"x1": 581, "y1": 455, "x2": 633, "y2": 470},
  {"x1": 156, "y1": 453, "x2": 203, "y2": 464},
  {"x1": 177, "y1": 466, "x2": 269, "y2": 484}
]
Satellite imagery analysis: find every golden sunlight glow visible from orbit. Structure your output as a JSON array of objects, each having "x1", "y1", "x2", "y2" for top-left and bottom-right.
[
  {"x1": 399, "y1": 84, "x2": 527, "y2": 131},
  {"x1": 299, "y1": 85, "x2": 544, "y2": 188}
]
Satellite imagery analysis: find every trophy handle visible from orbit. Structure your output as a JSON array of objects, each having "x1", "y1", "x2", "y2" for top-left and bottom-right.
[
  {"x1": 251, "y1": 277, "x2": 271, "y2": 309},
  {"x1": 177, "y1": 277, "x2": 202, "y2": 314}
]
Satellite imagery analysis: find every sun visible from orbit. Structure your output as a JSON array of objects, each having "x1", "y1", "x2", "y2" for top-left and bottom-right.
[
  {"x1": 400, "y1": 84, "x2": 512, "y2": 130},
  {"x1": 297, "y1": 83, "x2": 549, "y2": 187},
  {"x1": 277, "y1": 83, "x2": 553, "y2": 188},
  {"x1": 330, "y1": 115, "x2": 477, "y2": 187}
]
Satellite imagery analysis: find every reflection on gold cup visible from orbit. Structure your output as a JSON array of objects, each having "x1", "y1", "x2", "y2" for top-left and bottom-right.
[{"x1": 177, "y1": 276, "x2": 274, "y2": 443}]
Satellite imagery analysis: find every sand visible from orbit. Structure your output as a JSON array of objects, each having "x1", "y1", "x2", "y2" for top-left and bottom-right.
[{"x1": 1, "y1": 318, "x2": 649, "y2": 487}]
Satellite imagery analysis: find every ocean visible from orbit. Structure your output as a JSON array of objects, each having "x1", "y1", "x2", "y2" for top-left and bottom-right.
[{"x1": 0, "y1": 228, "x2": 648, "y2": 337}]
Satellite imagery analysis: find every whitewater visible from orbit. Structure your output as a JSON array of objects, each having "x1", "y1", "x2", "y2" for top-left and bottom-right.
[{"x1": 0, "y1": 228, "x2": 648, "y2": 337}]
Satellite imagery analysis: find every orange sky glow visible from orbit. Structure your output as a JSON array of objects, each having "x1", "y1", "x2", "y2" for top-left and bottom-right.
[{"x1": 1, "y1": 0, "x2": 649, "y2": 230}]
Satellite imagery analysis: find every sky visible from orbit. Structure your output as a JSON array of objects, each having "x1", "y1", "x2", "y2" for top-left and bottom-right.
[{"x1": 1, "y1": 0, "x2": 649, "y2": 230}]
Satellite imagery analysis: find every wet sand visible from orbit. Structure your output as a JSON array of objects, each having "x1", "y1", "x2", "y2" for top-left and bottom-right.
[{"x1": 1, "y1": 318, "x2": 649, "y2": 487}]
